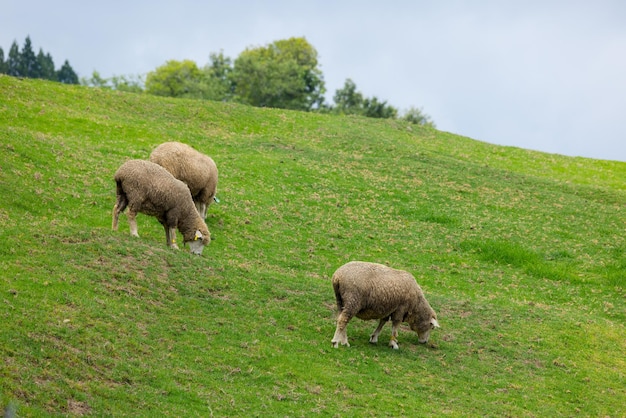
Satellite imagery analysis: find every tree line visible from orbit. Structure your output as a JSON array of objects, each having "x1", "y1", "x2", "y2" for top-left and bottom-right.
[
  {"x1": 0, "y1": 36, "x2": 79, "y2": 84},
  {"x1": 2, "y1": 36, "x2": 434, "y2": 127}
]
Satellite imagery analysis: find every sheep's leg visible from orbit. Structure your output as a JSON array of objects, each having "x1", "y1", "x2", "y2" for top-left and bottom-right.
[
  {"x1": 195, "y1": 201, "x2": 208, "y2": 219},
  {"x1": 113, "y1": 186, "x2": 128, "y2": 231},
  {"x1": 169, "y1": 228, "x2": 179, "y2": 249},
  {"x1": 112, "y1": 194, "x2": 128, "y2": 231},
  {"x1": 197, "y1": 189, "x2": 212, "y2": 218},
  {"x1": 163, "y1": 211, "x2": 181, "y2": 249},
  {"x1": 331, "y1": 310, "x2": 352, "y2": 348},
  {"x1": 127, "y1": 211, "x2": 139, "y2": 237},
  {"x1": 389, "y1": 320, "x2": 401, "y2": 349},
  {"x1": 370, "y1": 318, "x2": 388, "y2": 344},
  {"x1": 112, "y1": 204, "x2": 120, "y2": 230},
  {"x1": 164, "y1": 225, "x2": 179, "y2": 249}
]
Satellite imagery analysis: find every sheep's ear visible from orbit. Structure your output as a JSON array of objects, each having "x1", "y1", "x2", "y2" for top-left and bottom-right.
[
  {"x1": 431, "y1": 318, "x2": 440, "y2": 328},
  {"x1": 194, "y1": 230, "x2": 203, "y2": 241}
]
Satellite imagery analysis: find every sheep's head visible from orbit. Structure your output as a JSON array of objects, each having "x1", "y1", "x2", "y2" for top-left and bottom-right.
[
  {"x1": 187, "y1": 230, "x2": 210, "y2": 255},
  {"x1": 410, "y1": 313, "x2": 440, "y2": 344}
]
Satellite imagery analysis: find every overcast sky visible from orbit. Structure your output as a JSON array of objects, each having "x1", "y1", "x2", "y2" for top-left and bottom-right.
[{"x1": 3, "y1": 1, "x2": 625, "y2": 162}]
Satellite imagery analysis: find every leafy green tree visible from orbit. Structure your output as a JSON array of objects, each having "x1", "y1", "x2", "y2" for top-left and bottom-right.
[
  {"x1": 333, "y1": 79, "x2": 363, "y2": 114},
  {"x1": 110, "y1": 74, "x2": 144, "y2": 93},
  {"x1": 145, "y1": 60, "x2": 203, "y2": 98},
  {"x1": 81, "y1": 71, "x2": 110, "y2": 88},
  {"x1": 402, "y1": 106, "x2": 436, "y2": 128},
  {"x1": 7, "y1": 41, "x2": 20, "y2": 76},
  {"x1": 231, "y1": 37, "x2": 325, "y2": 110},
  {"x1": 332, "y1": 79, "x2": 397, "y2": 118},
  {"x1": 81, "y1": 71, "x2": 143, "y2": 93},
  {"x1": 37, "y1": 49, "x2": 56, "y2": 80},
  {"x1": 56, "y1": 60, "x2": 78, "y2": 84},
  {"x1": 198, "y1": 51, "x2": 234, "y2": 101},
  {"x1": 362, "y1": 96, "x2": 398, "y2": 119}
]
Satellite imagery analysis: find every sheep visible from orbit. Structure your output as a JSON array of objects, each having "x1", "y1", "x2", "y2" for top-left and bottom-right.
[
  {"x1": 112, "y1": 159, "x2": 210, "y2": 255},
  {"x1": 149, "y1": 141, "x2": 218, "y2": 219},
  {"x1": 331, "y1": 261, "x2": 439, "y2": 349}
]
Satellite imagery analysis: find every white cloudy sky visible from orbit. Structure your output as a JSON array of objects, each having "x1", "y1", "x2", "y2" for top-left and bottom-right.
[{"x1": 3, "y1": 1, "x2": 626, "y2": 161}]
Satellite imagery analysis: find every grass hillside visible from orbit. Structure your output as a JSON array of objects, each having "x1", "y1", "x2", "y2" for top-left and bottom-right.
[{"x1": 1, "y1": 74, "x2": 624, "y2": 417}]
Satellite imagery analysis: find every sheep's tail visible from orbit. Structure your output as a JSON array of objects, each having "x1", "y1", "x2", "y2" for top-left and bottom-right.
[
  {"x1": 112, "y1": 180, "x2": 128, "y2": 230},
  {"x1": 332, "y1": 278, "x2": 343, "y2": 313}
]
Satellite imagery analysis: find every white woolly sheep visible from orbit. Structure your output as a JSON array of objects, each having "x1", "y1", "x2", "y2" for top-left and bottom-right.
[
  {"x1": 331, "y1": 261, "x2": 439, "y2": 349},
  {"x1": 112, "y1": 159, "x2": 211, "y2": 255},
  {"x1": 149, "y1": 141, "x2": 218, "y2": 219}
]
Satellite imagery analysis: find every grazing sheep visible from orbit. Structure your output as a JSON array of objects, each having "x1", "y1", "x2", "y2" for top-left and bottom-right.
[
  {"x1": 112, "y1": 159, "x2": 210, "y2": 255},
  {"x1": 149, "y1": 141, "x2": 218, "y2": 219},
  {"x1": 331, "y1": 261, "x2": 439, "y2": 349}
]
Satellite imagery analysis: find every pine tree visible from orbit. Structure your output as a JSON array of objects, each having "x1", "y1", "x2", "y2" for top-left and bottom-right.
[
  {"x1": 7, "y1": 41, "x2": 20, "y2": 76},
  {"x1": 37, "y1": 49, "x2": 56, "y2": 80},
  {"x1": 0, "y1": 47, "x2": 7, "y2": 74},
  {"x1": 20, "y1": 36, "x2": 41, "y2": 78},
  {"x1": 2, "y1": 36, "x2": 80, "y2": 84},
  {"x1": 56, "y1": 60, "x2": 78, "y2": 84}
]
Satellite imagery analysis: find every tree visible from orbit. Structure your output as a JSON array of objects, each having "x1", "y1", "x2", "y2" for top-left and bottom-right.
[
  {"x1": 1, "y1": 36, "x2": 80, "y2": 84},
  {"x1": 37, "y1": 49, "x2": 56, "y2": 80},
  {"x1": 402, "y1": 106, "x2": 436, "y2": 128},
  {"x1": 56, "y1": 60, "x2": 78, "y2": 84},
  {"x1": 7, "y1": 41, "x2": 20, "y2": 76},
  {"x1": 145, "y1": 60, "x2": 203, "y2": 98},
  {"x1": 19, "y1": 36, "x2": 40, "y2": 78},
  {"x1": 198, "y1": 51, "x2": 234, "y2": 101},
  {"x1": 231, "y1": 37, "x2": 325, "y2": 110},
  {"x1": 333, "y1": 79, "x2": 363, "y2": 114},
  {"x1": 81, "y1": 70, "x2": 110, "y2": 88},
  {"x1": 81, "y1": 71, "x2": 143, "y2": 93},
  {"x1": 362, "y1": 96, "x2": 398, "y2": 119},
  {"x1": 332, "y1": 78, "x2": 397, "y2": 118},
  {"x1": 0, "y1": 48, "x2": 6, "y2": 74},
  {"x1": 109, "y1": 74, "x2": 144, "y2": 93}
]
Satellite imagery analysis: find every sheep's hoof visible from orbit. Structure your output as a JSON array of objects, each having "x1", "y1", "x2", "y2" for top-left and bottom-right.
[
  {"x1": 331, "y1": 341, "x2": 339, "y2": 348},
  {"x1": 390, "y1": 341, "x2": 399, "y2": 350}
]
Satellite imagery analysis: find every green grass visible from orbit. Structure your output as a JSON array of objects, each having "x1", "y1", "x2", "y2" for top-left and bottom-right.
[{"x1": 1, "y1": 75, "x2": 625, "y2": 417}]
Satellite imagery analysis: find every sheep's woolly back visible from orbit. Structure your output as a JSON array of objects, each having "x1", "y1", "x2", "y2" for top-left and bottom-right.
[
  {"x1": 149, "y1": 141, "x2": 218, "y2": 204},
  {"x1": 332, "y1": 261, "x2": 434, "y2": 321},
  {"x1": 114, "y1": 160, "x2": 210, "y2": 244}
]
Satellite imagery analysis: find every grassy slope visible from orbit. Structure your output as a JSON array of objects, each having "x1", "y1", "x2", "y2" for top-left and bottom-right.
[{"x1": 1, "y1": 75, "x2": 624, "y2": 417}]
